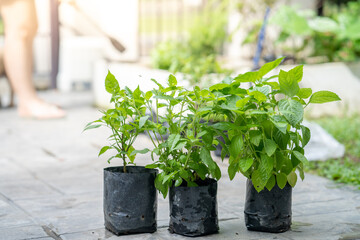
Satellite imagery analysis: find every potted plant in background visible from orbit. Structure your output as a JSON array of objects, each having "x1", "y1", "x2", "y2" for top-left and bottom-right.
[
  {"x1": 143, "y1": 75, "x2": 222, "y2": 236},
  {"x1": 84, "y1": 71, "x2": 158, "y2": 235},
  {"x1": 215, "y1": 58, "x2": 341, "y2": 232}
]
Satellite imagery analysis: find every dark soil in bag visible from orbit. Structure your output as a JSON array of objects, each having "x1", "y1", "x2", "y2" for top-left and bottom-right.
[
  {"x1": 244, "y1": 179, "x2": 292, "y2": 233},
  {"x1": 104, "y1": 166, "x2": 158, "y2": 235},
  {"x1": 169, "y1": 178, "x2": 219, "y2": 237}
]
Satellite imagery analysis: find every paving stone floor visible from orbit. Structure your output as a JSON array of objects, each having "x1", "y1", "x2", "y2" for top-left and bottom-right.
[{"x1": 0, "y1": 91, "x2": 359, "y2": 240}]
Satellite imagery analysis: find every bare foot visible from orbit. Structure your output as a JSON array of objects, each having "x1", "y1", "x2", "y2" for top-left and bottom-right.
[{"x1": 18, "y1": 98, "x2": 66, "y2": 119}]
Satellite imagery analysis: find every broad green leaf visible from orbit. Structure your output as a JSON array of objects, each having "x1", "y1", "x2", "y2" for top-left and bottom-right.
[
  {"x1": 168, "y1": 74, "x2": 177, "y2": 86},
  {"x1": 266, "y1": 175, "x2": 276, "y2": 191},
  {"x1": 172, "y1": 141, "x2": 187, "y2": 151},
  {"x1": 249, "y1": 91, "x2": 266, "y2": 102},
  {"x1": 179, "y1": 169, "x2": 190, "y2": 179},
  {"x1": 290, "y1": 132, "x2": 301, "y2": 148},
  {"x1": 168, "y1": 134, "x2": 181, "y2": 151},
  {"x1": 249, "y1": 130, "x2": 262, "y2": 146},
  {"x1": 194, "y1": 163, "x2": 208, "y2": 180},
  {"x1": 154, "y1": 95, "x2": 174, "y2": 101},
  {"x1": 175, "y1": 178, "x2": 183, "y2": 187},
  {"x1": 281, "y1": 157, "x2": 293, "y2": 175},
  {"x1": 253, "y1": 86, "x2": 271, "y2": 95},
  {"x1": 230, "y1": 135, "x2": 243, "y2": 158},
  {"x1": 145, "y1": 91, "x2": 153, "y2": 100},
  {"x1": 145, "y1": 163, "x2": 159, "y2": 169},
  {"x1": 98, "y1": 146, "x2": 110, "y2": 156},
  {"x1": 279, "y1": 69, "x2": 300, "y2": 97},
  {"x1": 139, "y1": 116, "x2": 148, "y2": 129},
  {"x1": 249, "y1": 110, "x2": 267, "y2": 115},
  {"x1": 201, "y1": 131, "x2": 213, "y2": 145},
  {"x1": 105, "y1": 71, "x2": 120, "y2": 94},
  {"x1": 212, "y1": 122, "x2": 238, "y2": 131},
  {"x1": 251, "y1": 170, "x2": 266, "y2": 192},
  {"x1": 155, "y1": 173, "x2": 168, "y2": 198},
  {"x1": 200, "y1": 148, "x2": 215, "y2": 170},
  {"x1": 239, "y1": 158, "x2": 253, "y2": 172},
  {"x1": 236, "y1": 97, "x2": 250, "y2": 108},
  {"x1": 287, "y1": 171, "x2": 297, "y2": 187},
  {"x1": 228, "y1": 163, "x2": 239, "y2": 180},
  {"x1": 289, "y1": 65, "x2": 303, "y2": 82},
  {"x1": 83, "y1": 123, "x2": 101, "y2": 131},
  {"x1": 270, "y1": 115, "x2": 288, "y2": 134},
  {"x1": 265, "y1": 81, "x2": 280, "y2": 90},
  {"x1": 262, "y1": 120, "x2": 274, "y2": 139},
  {"x1": 297, "y1": 88, "x2": 312, "y2": 99},
  {"x1": 214, "y1": 163, "x2": 221, "y2": 180},
  {"x1": 200, "y1": 90, "x2": 211, "y2": 99},
  {"x1": 293, "y1": 151, "x2": 309, "y2": 165},
  {"x1": 130, "y1": 148, "x2": 150, "y2": 156},
  {"x1": 258, "y1": 57, "x2": 285, "y2": 78},
  {"x1": 209, "y1": 83, "x2": 229, "y2": 91},
  {"x1": 309, "y1": 91, "x2": 341, "y2": 104},
  {"x1": 301, "y1": 125, "x2": 311, "y2": 147},
  {"x1": 260, "y1": 154, "x2": 274, "y2": 177},
  {"x1": 252, "y1": 155, "x2": 274, "y2": 192},
  {"x1": 234, "y1": 71, "x2": 258, "y2": 83},
  {"x1": 275, "y1": 151, "x2": 284, "y2": 171},
  {"x1": 277, "y1": 173, "x2": 287, "y2": 189},
  {"x1": 229, "y1": 155, "x2": 238, "y2": 165},
  {"x1": 278, "y1": 98, "x2": 304, "y2": 126},
  {"x1": 264, "y1": 139, "x2": 277, "y2": 157},
  {"x1": 133, "y1": 86, "x2": 141, "y2": 99},
  {"x1": 297, "y1": 163, "x2": 305, "y2": 181},
  {"x1": 127, "y1": 146, "x2": 136, "y2": 163},
  {"x1": 162, "y1": 171, "x2": 177, "y2": 184}
]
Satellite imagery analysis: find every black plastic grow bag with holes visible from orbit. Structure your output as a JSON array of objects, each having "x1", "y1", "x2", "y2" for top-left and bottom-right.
[
  {"x1": 169, "y1": 178, "x2": 219, "y2": 237},
  {"x1": 244, "y1": 179, "x2": 292, "y2": 233},
  {"x1": 103, "y1": 166, "x2": 158, "y2": 235}
]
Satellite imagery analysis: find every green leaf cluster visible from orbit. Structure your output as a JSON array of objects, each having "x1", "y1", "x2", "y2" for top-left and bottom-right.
[
  {"x1": 208, "y1": 57, "x2": 340, "y2": 192},
  {"x1": 144, "y1": 75, "x2": 227, "y2": 197},
  {"x1": 84, "y1": 71, "x2": 152, "y2": 173}
]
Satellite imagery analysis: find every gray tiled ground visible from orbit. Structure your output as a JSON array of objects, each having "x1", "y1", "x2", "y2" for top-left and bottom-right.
[{"x1": 0, "y1": 91, "x2": 359, "y2": 240}]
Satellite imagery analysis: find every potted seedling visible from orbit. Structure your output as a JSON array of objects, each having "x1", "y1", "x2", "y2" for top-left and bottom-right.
[
  {"x1": 215, "y1": 58, "x2": 341, "y2": 232},
  {"x1": 84, "y1": 71, "x2": 158, "y2": 235},
  {"x1": 144, "y1": 75, "x2": 222, "y2": 237}
]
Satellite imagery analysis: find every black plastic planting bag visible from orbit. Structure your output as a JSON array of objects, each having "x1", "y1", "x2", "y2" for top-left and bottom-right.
[
  {"x1": 169, "y1": 179, "x2": 219, "y2": 237},
  {"x1": 244, "y1": 179, "x2": 292, "y2": 233},
  {"x1": 103, "y1": 166, "x2": 158, "y2": 235}
]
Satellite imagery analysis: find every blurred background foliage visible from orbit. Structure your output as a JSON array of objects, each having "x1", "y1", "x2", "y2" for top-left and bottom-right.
[
  {"x1": 151, "y1": 0, "x2": 231, "y2": 86},
  {"x1": 270, "y1": 0, "x2": 360, "y2": 63},
  {"x1": 307, "y1": 114, "x2": 360, "y2": 189}
]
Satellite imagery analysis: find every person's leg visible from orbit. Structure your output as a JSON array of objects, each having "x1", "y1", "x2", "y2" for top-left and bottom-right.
[{"x1": 0, "y1": 0, "x2": 65, "y2": 119}]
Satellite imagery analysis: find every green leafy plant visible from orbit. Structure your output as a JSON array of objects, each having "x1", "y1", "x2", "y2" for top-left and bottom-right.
[
  {"x1": 209, "y1": 57, "x2": 341, "y2": 192},
  {"x1": 84, "y1": 71, "x2": 151, "y2": 173},
  {"x1": 144, "y1": 75, "x2": 224, "y2": 197}
]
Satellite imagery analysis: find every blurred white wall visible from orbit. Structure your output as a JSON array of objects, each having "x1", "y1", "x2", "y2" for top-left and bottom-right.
[{"x1": 33, "y1": 0, "x2": 139, "y2": 91}]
